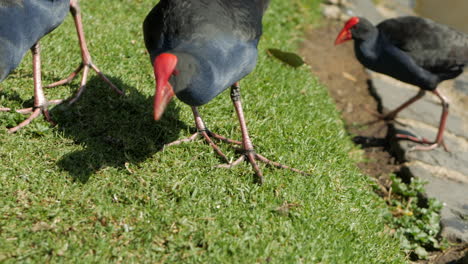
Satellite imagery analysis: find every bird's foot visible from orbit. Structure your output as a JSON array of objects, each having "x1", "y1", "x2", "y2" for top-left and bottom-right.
[
  {"x1": 45, "y1": 63, "x2": 83, "y2": 88},
  {"x1": 163, "y1": 129, "x2": 241, "y2": 164},
  {"x1": 164, "y1": 130, "x2": 309, "y2": 184},
  {"x1": 164, "y1": 130, "x2": 242, "y2": 149},
  {"x1": 216, "y1": 150, "x2": 310, "y2": 184},
  {"x1": 409, "y1": 141, "x2": 449, "y2": 152},
  {"x1": 45, "y1": 62, "x2": 123, "y2": 105},
  {"x1": 163, "y1": 132, "x2": 200, "y2": 148},
  {"x1": 165, "y1": 131, "x2": 263, "y2": 182},
  {"x1": 396, "y1": 133, "x2": 449, "y2": 152},
  {"x1": 4, "y1": 99, "x2": 63, "y2": 133},
  {"x1": 44, "y1": 0, "x2": 123, "y2": 105}
]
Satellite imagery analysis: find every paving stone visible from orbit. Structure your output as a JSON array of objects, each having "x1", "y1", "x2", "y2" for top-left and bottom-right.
[
  {"x1": 379, "y1": 0, "x2": 415, "y2": 16},
  {"x1": 390, "y1": 121, "x2": 468, "y2": 179},
  {"x1": 347, "y1": 0, "x2": 385, "y2": 24},
  {"x1": 401, "y1": 163, "x2": 468, "y2": 243},
  {"x1": 392, "y1": 0, "x2": 414, "y2": 9},
  {"x1": 342, "y1": 0, "x2": 468, "y2": 244},
  {"x1": 370, "y1": 76, "x2": 467, "y2": 139},
  {"x1": 454, "y1": 73, "x2": 468, "y2": 96},
  {"x1": 322, "y1": 5, "x2": 343, "y2": 20}
]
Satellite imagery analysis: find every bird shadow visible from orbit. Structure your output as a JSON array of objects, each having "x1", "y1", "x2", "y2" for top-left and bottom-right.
[
  {"x1": 351, "y1": 80, "x2": 390, "y2": 149},
  {"x1": 0, "y1": 89, "x2": 24, "y2": 103},
  {"x1": 52, "y1": 76, "x2": 188, "y2": 183},
  {"x1": 352, "y1": 135, "x2": 388, "y2": 148}
]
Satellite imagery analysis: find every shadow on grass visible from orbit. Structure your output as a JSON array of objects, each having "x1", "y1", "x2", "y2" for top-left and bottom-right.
[
  {"x1": 53, "y1": 76, "x2": 188, "y2": 183},
  {"x1": 0, "y1": 90, "x2": 24, "y2": 103}
]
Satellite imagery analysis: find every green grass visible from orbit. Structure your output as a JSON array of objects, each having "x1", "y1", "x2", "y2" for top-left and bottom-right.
[{"x1": 0, "y1": 0, "x2": 405, "y2": 263}]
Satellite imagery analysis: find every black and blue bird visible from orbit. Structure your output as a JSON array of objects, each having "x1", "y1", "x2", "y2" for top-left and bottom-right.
[
  {"x1": 0, "y1": 0, "x2": 121, "y2": 133},
  {"x1": 336, "y1": 16, "x2": 468, "y2": 151},
  {"x1": 143, "y1": 0, "x2": 306, "y2": 183}
]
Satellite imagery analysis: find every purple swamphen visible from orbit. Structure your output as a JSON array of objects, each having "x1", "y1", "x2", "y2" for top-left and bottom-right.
[
  {"x1": 0, "y1": 0, "x2": 122, "y2": 133},
  {"x1": 143, "y1": 0, "x2": 307, "y2": 183},
  {"x1": 336, "y1": 16, "x2": 468, "y2": 151}
]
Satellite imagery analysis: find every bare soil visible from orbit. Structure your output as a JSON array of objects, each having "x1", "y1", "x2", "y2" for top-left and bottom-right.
[
  {"x1": 299, "y1": 21, "x2": 399, "y2": 186},
  {"x1": 299, "y1": 21, "x2": 468, "y2": 264}
]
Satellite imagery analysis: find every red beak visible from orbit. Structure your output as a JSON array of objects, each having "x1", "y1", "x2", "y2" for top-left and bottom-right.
[
  {"x1": 153, "y1": 53, "x2": 178, "y2": 120},
  {"x1": 335, "y1": 16, "x2": 360, "y2": 45},
  {"x1": 334, "y1": 28, "x2": 352, "y2": 45}
]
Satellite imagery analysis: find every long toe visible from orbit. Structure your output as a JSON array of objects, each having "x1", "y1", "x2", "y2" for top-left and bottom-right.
[
  {"x1": 409, "y1": 139, "x2": 450, "y2": 152},
  {"x1": 45, "y1": 64, "x2": 84, "y2": 88},
  {"x1": 6, "y1": 100, "x2": 63, "y2": 133},
  {"x1": 8, "y1": 108, "x2": 42, "y2": 133},
  {"x1": 163, "y1": 132, "x2": 199, "y2": 148}
]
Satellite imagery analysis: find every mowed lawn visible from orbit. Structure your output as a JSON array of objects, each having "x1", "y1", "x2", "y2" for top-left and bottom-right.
[{"x1": 0, "y1": 0, "x2": 405, "y2": 263}]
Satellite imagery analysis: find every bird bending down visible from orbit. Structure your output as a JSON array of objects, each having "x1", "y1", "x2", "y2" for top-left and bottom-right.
[
  {"x1": 0, "y1": 0, "x2": 122, "y2": 133},
  {"x1": 335, "y1": 16, "x2": 468, "y2": 151},
  {"x1": 143, "y1": 0, "x2": 308, "y2": 183}
]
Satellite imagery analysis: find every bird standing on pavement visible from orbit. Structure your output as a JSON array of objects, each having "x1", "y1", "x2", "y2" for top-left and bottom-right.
[
  {"x1": 335, "y1": 16, "x2": 468, "y2": 151},
  {"x1": 143, "y1": 0, "x2": 307, "y2": 183},
  {"x1": 0, "y1": 0, "x2": 122, "y2": 133}
]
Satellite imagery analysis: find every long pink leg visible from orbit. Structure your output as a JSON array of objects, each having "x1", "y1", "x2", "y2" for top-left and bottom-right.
[
  {"x1": 162, "y1": 84, "x2": 310, "y2": 183},
  {"x1": 191, "y1": 107, "x2": 231, "y2": 163},
  {"x1": 228, "y1": 83, "x2": 310, "y2": 183},
  {"x1": 163, "y1": 107, "x2": 242, "y2": 148},
  {"x1": 399, "y1": 89, "x2": 450, "y2": 152},
  {"x1": 364, "y1": 88, "x2": 449, "y2": 151},
  {"x1": 45, "y1": 0, "x2": 123, "y2": 104},
  {"x1": 365, "y1": 89, "x2": 426, "y2": 126},
  {"x1": 381, "y1": 90, "x2": 426, "y2": 121},
  {"x1": 6, "y1": 43, "x2": 63, "y2": 133},
  {"x1": 229, "y1": 82, "x2": 265, "y2": 183}
]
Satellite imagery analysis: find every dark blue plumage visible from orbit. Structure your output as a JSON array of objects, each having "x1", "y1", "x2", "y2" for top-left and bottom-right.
[
  {"x1": 0, "y1": 0, "x2": 69, "y2": 82},
  {"x1": 349, "y1": 16, "x2": 468, "y2": 91},
  {"x1": 143, "y1": 0, "x2": 267, "y2": 106},
  {"x1": 0, "y1": 0, "x2": 121, "y2": 133},
  {"x1": 142, "y1": 0, "x2": 307, "y2": 183},
  {"x1": 336, "y1": 16, "x2": 468, "y2": 150}
]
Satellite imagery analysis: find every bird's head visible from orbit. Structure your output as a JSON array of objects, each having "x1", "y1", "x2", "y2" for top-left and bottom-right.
[
  {"x1": 335, "y1": 17, "x2": 376, "y2": 45},
  {"x1": 153, "y1": 53, "x2": 178, "y2": 120}
]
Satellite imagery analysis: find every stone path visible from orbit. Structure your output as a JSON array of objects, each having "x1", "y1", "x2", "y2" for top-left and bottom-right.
[{"x1": 337, "y1": 0, "x2": 468, "y2": 243}]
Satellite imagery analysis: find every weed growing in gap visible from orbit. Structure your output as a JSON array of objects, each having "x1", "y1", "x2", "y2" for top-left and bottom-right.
[{"x1": 381, "y1": 174, "x2": 446, "y2": 259}]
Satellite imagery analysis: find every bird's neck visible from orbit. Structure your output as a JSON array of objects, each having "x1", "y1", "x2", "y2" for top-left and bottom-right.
[
  {"x1": 355, "y1": 31, "x2": 380, "y2": 61},
  {"x1": 166, "y1": 39, "x2": 258, "y2": 106}
]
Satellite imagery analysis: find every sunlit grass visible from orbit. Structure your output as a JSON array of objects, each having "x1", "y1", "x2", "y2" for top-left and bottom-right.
[{"x1": 0, "y1": 0, "x2": 404, "y2": 263}]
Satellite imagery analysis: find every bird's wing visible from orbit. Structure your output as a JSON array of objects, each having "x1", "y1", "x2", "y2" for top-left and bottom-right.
[
  {"x1": 144, "y1": 0, "x2": 266, "y2": 53},
  {"x1": 377, "y1": 16, "x2": 468, "y2": 75}
]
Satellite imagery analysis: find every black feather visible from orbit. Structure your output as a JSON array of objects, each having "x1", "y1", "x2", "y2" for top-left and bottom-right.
[{"x1": 377, "y1": 16, "x2": 468, "y2": 75}]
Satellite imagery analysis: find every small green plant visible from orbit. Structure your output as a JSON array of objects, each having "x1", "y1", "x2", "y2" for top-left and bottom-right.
[{"x1": 384, "y1": 174, "x2": 445, "y2": 259}]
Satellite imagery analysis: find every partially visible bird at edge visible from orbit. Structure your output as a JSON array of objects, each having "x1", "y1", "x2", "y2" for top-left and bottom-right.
[{"x1": 0, "y1": 0, "x2": 123, "y2": 133}]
